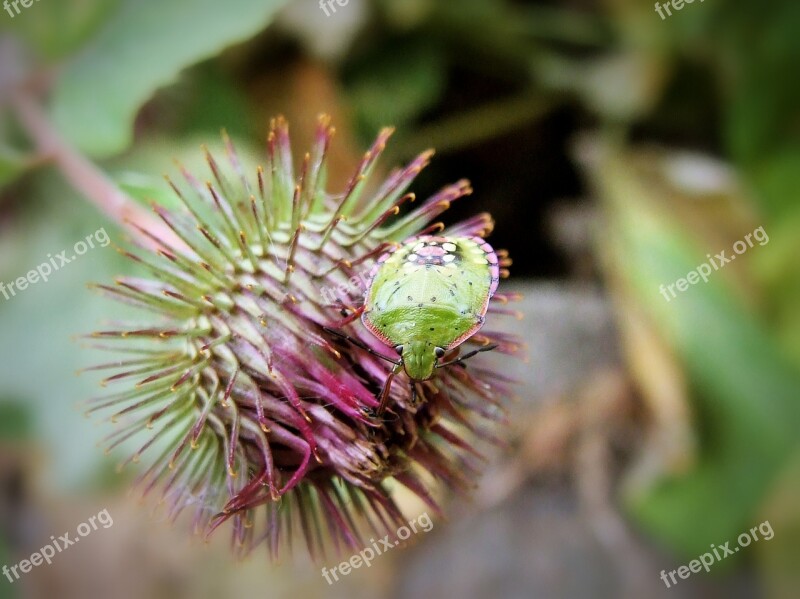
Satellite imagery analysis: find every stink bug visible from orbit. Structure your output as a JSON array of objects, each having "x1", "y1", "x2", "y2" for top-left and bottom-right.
[{"x1": 328, "y1": 235, "x2": 501, "y2": 415}]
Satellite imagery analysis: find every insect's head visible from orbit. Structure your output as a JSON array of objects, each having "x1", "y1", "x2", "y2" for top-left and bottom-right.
[{"x1": 395, "y1": 341, "x2": 445, "y2": 381}]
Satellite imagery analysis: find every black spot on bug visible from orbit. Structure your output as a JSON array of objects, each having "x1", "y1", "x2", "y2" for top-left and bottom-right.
[
  {"x1": 468, "y1": 281, "x2": 473, "y2": 286},
  {"x1": 430, "y1": 296, "x2": 436, "y2": 302},
  {"x1": 407, "y1": 295, "x2": 413, "y2": 301},
  {"x1": 430, "y1": 327, "x2": 435, "y2": 331},
  {"x1": 418, "y1": 303, "x2": 423, "y2": 308}
]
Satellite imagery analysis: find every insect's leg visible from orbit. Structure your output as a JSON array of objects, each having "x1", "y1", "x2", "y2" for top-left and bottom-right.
[
  {"x1": 409, "y1": 381, "x2": 418, "y2": 406},
  {"x1": 437, "y1": 344, "x2": 499, "y2": 368},
  {"x1": 326, "y1": 303, "x2": 364, "y2": 327},
  {"x1": 377, "y1": 364, "x2": 403, "y2": 415},
  {"x1": 322, "y1": 326, "x2": 400, "y2": 365}
]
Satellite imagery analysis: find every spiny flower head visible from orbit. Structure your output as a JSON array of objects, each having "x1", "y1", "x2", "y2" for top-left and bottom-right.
[{"x1": 83, "y1": 116, "x2": 522, "y2": 559}]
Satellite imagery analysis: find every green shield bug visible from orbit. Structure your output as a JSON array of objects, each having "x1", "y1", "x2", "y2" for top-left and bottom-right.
[{"x1": 331, "y1": 235, "x2": 501, "y2": 415}]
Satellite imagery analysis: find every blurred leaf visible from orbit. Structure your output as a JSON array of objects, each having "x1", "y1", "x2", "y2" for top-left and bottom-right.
[
  {"x1": 50, "y1": 0, "x2": 288, "y2": 158},
  {"x1": 757, "y1": 447, "x2": 800, "y2": 599},
  {"x1": 426, "y1": 0, "x2": 537, "y2": 80},
  {"x1": 581, "y1": 139, "x2": 800, "y2": 557},
  {"x1": 537, "y1": 51, "x2": 667, "y2": 122},
  {"x1": 0, "y1": 142, "x2": 33, "y2": 189},
  {"x1": 704, "y1": 2, "x2": 800, "y2": 222},
  {"x1": 0, "y1": 0, "x2": 119, "y2": 61},
  {"x1": 751, "y1": 207, "x2": 800, "y2": 370},
  {"x1": 0, "y1": 174, "x2": 133, "y2": 489},
  {"x1": 346, "y1": 41, "x2": 446, "y2": 139},
  {"x1": 0, "y1": 401, "x2": 33, "y2": 441},
  {"x1": 167, "y1": 64, "x2": 254, "y2": 140},
  {"x1": 745, "y1": 146, "x2": 800, "y2": 226},
  {"x1": 0, "y1": 105, "x2": 41, "y2": 190},
  {"x1": 106, "y1": 134, "x2": 262, "y2": 210},
  {"x1": 708, "y1": 2, "x2": 800, "y2": 381},
  {"x1": 519, "y1": 4, "x2": 613, "y2": 47},
  {"x1": 716, "y1": 2, "x2": 800, "y2": 165},
  {"x1": 0, "y1": 539, "x2": 14, "y2": 599},
  {"x1": 391, "y1": 92, "x2": 553, "y2": 158}
]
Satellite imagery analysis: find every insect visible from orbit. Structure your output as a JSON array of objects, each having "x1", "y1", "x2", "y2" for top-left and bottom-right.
[{"x1": 327, "y1": 235, "x2": 500, "y2": 415}]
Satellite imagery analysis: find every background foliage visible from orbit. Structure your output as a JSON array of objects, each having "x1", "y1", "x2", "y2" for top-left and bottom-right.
[{"x1": 0, "y1": 0, "x2": 798, "y2": 597}]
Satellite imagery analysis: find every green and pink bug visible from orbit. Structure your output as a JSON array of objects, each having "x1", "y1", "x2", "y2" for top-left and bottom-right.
[{"x1": 327, "y1": 234, "x2": 501, "y2": 415}]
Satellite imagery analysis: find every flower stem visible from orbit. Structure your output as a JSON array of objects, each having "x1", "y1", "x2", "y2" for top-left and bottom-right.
[{"x1": 10, "y1": 90, "x2": 185, "y2": 251}]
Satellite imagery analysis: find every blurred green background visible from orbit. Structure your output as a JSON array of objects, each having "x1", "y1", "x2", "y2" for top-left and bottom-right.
[{"x1": 0, "y1": 0, "x2": 798, "y2": 597}]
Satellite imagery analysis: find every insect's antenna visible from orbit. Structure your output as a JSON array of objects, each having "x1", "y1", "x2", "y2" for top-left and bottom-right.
[
  {"x1": 322, "y1": 327, "x2": 401, "y2": 366},
  {"x1": 436, "y1": 344, "x2": 499, "y2": 368},
  {"x1": 377, "y1": 364, "x2": 403, "y2": 415}
]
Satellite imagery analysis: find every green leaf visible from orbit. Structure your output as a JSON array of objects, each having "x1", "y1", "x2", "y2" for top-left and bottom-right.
[
  {"x1": 0, "y1": 400, "x2": 33, "y2": 441},
  {"x1": 105, "y1": 133, "x2": 262, "y2": 210},
  {"x1": 0, "y1": 538, "x2": 15, "y2": 599},
  {"x1": 166, "y1": 63, "x2": 255, "y2": 140},
  {"x1": 757, "y1": 448, "x2": 800, "y2": 597},
  {"x1": 583, "y1": 141, "x2": 800, "y2": 557},
  {"x1": 0, "y1": 0, "x2": 120, "y2": 61},
  {"x1": 345, "y1": 41, "x2": 446, "y2": 139},
  {"x1": 50, "y1": 0, "x2": 288, "y2": 158},
  {"x1": 0, "y1": 176, "x2": 133, "y2": 489},
  {"x1": 0, "y1": 142, "x2": 33, "y2": 189}
]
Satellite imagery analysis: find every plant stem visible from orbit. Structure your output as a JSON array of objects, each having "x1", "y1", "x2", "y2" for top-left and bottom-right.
[{"x1": 10, "y1": 90, "x2": 185, "y2": 251}]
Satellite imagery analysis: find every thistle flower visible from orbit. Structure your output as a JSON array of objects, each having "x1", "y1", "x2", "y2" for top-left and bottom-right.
[{"x1": 83, "y1": 116, "x2": 521, "y2": 558}]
